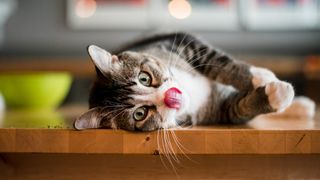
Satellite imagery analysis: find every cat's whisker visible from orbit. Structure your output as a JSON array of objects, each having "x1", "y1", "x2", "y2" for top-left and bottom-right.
[
  {"x1": 163, "y1": 128, "x2": 180, "y2": 164},
  {"x1": 156, "y1": 129, "x2": 170, "y2": 172},
  {"x1": 168, "y1": 129, "x2": 193, "y2": 168},
  {"x1": 167, "y1": 129, "x2": 182, "y2": 164},
  {"x1": 113, "y1": 72, "x2": 128, "y2": 83},
  {"x1": 184, "y1": 47, "x2": 209, "y2": 65},
  {"x1": 159, "y1": 129, "x2": 171, "y2": 168},
  {"x1": 186, "y1": 63, "x2": 220, "y2": 73},
  {"x1": 170, "y1": 33, "x2": 188, "y2": 68},
  {"x1": 169, "y1": 129, "x2": 196, "y2": 163},
  {"x1": 169, "y1": 129, "x2": 186, "y2": 154},
  {"x1": 101, "y1": 108, "x2": 124, "y2": 118},
  {"x1": 108, "y1": 108, "x2": 127, "y2": 128},
  {"x1": 168, "y1": 32, "x2": 178, "y2": 69},
  {"x1": 101, "y1": 104, "x2": 131, "y2": 108},
  {"x1": 167, "y1": 33, "x2": 190, "y2": 77},
  {"x1": 173, "y1": 39, "x2": 199, "y2": 72},
  {"x1": 177, "y1": 45, "x2": 210, "y2": 73},
  {"x1": 182, "y1": 59, "x2": 208, "y2": 74},
  {"x1": 162, "y1": 129, "x2": 173, "y2": 161},
  {"x1": 109, "y1": 67, "x2": 125, "y2": 80},
  {"x1": 176, "y1": 38, "x2": 196, "y2": 61},
  {"x1": 161, "y1": 129, "x2": 178, "y2": 175},
  {"x1": 185, "y1": 63, "x2": 220, "y2": 75},
  {"x1": 168, "y1": 32, "x2": 182, "y2": 68},
  {"x1": 161, "y1": 129, "x2": 171, "y2": 161},
  {"x1": 173, "y1": 38, "x2": 196, "y2": 69},
  {"x1": 87, "y1": 107, "x2": 126, "y2": 129}
]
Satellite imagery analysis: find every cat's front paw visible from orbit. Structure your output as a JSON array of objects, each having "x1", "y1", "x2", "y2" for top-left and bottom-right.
[
  {"x1": 250, "y1": 67, "x2": 279, "y2": 89},
  {"x1": 265, "y1": 81, "x2": 294, "y2": 112}
]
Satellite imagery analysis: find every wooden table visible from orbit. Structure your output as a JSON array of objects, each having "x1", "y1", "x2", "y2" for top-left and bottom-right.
[{"x1": 1, "y1": 105, "x2": 320, "y2": 179}]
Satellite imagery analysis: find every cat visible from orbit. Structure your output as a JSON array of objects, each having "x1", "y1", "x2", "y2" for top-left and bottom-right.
[{"x1": 74, "y1": 32, "x2": 315, "y2": 131}]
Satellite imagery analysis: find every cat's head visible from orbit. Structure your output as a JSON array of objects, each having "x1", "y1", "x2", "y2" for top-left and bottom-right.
[{"x1": 74, "y1": 45, "x2": 190, "y2": 131}]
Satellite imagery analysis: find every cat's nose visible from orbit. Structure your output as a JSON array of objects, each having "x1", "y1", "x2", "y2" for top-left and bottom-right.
[{"x1": 164, "y1": 87, "x2": 182, "y2": 109}]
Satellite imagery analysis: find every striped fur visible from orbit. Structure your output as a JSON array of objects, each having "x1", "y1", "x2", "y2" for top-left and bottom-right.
[{"x1": 74, "y1": 32, "x2": 297, "y2": 131}]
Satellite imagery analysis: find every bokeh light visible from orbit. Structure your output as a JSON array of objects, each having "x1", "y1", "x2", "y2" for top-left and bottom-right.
[
  {"x1": 75, "y1": 0, "x2": 97, "y2": 18},
  {"x1": 168, "y1": 0, "x2": 192, "y2": 20}
]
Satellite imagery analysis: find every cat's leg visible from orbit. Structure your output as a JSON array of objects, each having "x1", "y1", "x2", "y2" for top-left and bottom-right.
[
  {"x1": 163, "y1": 33, "x2": 295, "y2": 122},
  {"x1": 202, "y1": 55, "x2": 255, "y2": 92},
  {"x1": 196, "y1": 51, "x2": 286, "y2": 93},
  {"x1": 167, "y1": 33, "x2": 292, "y2": 95},
  {"x1": 193, "y1": 48, "x2": 296, "y2": 111},
  {"x1": 218, "y1": 81, "x2": 294, "y2": 124},
  {"x1": 168, "y1": 33, "x2": 265, "y2": 91}
]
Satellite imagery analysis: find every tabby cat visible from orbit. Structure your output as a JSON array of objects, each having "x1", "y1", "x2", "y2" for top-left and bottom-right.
[{"x1": 74, "y1": 32, "x2": 314, "y2": 131}]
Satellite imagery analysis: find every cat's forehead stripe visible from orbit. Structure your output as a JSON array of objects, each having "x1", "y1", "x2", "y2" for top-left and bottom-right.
[
  {"x1": 141, "y1": 58, "x2": 149, "y2": 66},
  {"x1": 149, "y1": 63, "x2": 163, "y2": 82},
  {"x1": 138, "y1": 58, "x2": 164, "y2": 87}
]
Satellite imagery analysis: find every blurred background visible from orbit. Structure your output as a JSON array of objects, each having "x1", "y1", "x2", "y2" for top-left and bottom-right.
[{"x1": 0, "y1": 0, "x2": 320, "y2": 108}]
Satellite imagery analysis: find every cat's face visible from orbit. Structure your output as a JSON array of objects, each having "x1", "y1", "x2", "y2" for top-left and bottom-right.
[{"x1": 74, "y1": 45, "x2": 190, "y2": 131}]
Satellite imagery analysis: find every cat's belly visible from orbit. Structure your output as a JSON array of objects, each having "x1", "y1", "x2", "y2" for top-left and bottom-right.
[{"x1": 171, "y1": 68, "x2": 212, "y2": 119}]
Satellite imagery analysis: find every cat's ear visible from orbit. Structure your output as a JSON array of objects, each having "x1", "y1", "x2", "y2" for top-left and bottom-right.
[
  {"x1": 87, "y1": 45, "x2": 118, "y2": 75},
  {"x1": 74, "y1": 107, "x2": 113, "y2": 130}
]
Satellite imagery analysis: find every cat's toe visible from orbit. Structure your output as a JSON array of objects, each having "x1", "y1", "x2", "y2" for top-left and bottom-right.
[{"x1": 265, "y1": 81, "x2": 295, "y2": 112}]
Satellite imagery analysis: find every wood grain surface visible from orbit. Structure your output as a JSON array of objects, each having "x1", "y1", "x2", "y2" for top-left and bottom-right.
[
  {"x1": 0, "y1": 105, "x2": 319, "y2": 154},
  {"x1": 1, "y1": 154, "x2": 320, "y2": 180}
]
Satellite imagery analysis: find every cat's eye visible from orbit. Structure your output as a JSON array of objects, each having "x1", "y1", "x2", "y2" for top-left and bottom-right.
[
  {"x1": 133, "y1": 107, "x2": 148, "y2": 121},
  {"x1": 138, "y1": 72, "x2": 152, "y2": 86}
]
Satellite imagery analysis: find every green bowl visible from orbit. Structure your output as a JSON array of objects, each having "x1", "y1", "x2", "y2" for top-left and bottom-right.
[{"x1": 0, "y1": 72, "x2": 72, "y2": 109}]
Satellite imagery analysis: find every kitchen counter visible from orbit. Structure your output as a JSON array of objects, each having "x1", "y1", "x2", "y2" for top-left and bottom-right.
[
  {"x1": 0, "y1": 105, "x2": 319, "y2": 154},
  {"x1": 1, "y1": 105, "x2": 320, "y2": 179}
]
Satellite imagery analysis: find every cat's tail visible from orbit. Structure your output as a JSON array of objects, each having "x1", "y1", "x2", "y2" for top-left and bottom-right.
[{"x1": 274, "y1": 96, "x2": 316, "y2": 119}]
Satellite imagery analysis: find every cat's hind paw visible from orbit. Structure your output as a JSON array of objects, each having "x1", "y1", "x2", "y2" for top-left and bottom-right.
[{"x1": 265, "y1": 81, "x2": 295, "y2": 112}]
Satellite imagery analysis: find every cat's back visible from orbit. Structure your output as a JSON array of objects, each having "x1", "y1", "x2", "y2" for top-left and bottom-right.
[{"x1": 112, "y1": 32, "x2": 204, "y2": 55}]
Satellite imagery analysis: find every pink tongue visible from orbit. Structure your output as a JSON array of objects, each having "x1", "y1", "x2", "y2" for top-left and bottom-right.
[{"x1": 164, "y1": 87, "x2": 182, "y2": 109}]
